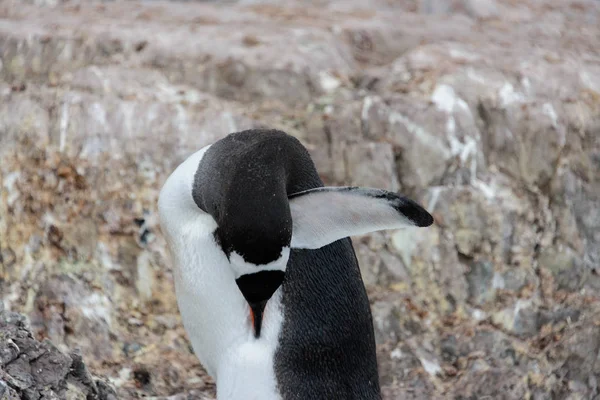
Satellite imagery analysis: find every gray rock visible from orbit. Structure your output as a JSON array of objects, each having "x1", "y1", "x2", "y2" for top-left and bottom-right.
[
  {"x1": 378, "y1": 342, "x2": 438, "y2": 398},
  {"x1": 371, "y1": 300, "x2": 401, "y2": 345},
  {"x1": 5, "y1": 358, "x2": 35, "y2": 390},
  {"x1": 379, "y1": 249, "x2": 411, "y2": 284},
  {"x1": 538, "y1": 247, "x2": 586, "y2": 292},
  {"x1": 462, "y1": 0, "x2": 499, "y2": 19},
  {"x1": 0, "y1": 339, "x2": 20, "y2": 366},
  {"x1": 491, "y1": 300, "x2": 541, "y2": 338},
  {"x1": 390, "y1": 223, "x2": 468, "y2": 316},
  {"x1": 384, "y1": 96, "x2": 454, "y2": 191},
  {"x1": 0, "y1": 305, "x2": 116, "y2": 399},
  {"x1": 478, "y1": 100, "x2": 567, "y2": 189},
  {"x1": 419, "y1": 0, "x2": 453, "y2": 15},
  {"x1": 423, "y1": 186, "x2": 501, "y2": 258},
  {"x1": 466, "y1": 261, "x2": 495, "y2": 306},
  {"x1": 451, "y1": 368, "x2": 528, "y2": 399},
  {"x1": 345, "y1": 142, "x2": 399, "y2": 191},
  {"x1": 30, "y1": 274, "x2": 114, "y2": 363},
  {"x1": 545, "y1": 324, "x2": 600, "y2": 398},
  {"x1": 538, "y1": 308, "x2": 581, "y2": 328},
  {"x1": 0, "y1": 379, "x2": 20, "y2": 400},
  {"x1": 501, "y1": 267, "x2": 537, "y2": 293},
  {"x1": 354, "y1": 239, "x2": 382, "y2": 288},
  {"x1": 513, "y1": 304, "x2": 541, "y2": 338},
  {"x1": 30, "y1": 342, "x2": 72, "y2": 387}
]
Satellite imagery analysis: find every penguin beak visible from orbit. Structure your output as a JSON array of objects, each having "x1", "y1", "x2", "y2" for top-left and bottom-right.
[
  {"x1": 249, "y1": 300, "x2": 268, "y2": 338},
  {"x1": 235, "y1": 270, "x2": 285, "y2": 339}
]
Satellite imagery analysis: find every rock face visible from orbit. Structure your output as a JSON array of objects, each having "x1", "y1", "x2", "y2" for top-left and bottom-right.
[
  {"x1": 0, "y1": 304, "x2": 118, "y2": 400},
  {"x1": 0, "y1": 0, "x2": 599, "y2": 399}
]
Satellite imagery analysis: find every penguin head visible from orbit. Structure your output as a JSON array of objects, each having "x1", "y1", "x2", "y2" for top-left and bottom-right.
[{"x1": 190, "y1": 130, "x2": 435, "y2": 338}]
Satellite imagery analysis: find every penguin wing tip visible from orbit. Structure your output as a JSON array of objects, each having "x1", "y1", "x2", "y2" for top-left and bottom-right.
[{"x1": 391, "y1": 196, "x2": 434, "y2": 228}]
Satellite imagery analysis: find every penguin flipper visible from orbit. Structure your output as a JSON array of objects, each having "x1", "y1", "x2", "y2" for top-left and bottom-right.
[{"x1": 288, "y1": 186, "x2": 433, "y2": 250}]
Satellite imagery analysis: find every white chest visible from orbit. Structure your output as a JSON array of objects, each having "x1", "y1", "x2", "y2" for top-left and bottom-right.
[{"x1": 168, "y1": 217, "x2": 284, "y2": 400}]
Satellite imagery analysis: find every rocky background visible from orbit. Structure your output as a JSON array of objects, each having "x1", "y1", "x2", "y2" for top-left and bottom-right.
[
  {"x1": 1, "y1": 0, "x2": 599, "y2": 398},
  {"x1": 0, "y1": 303, "x2": 119, "y2": 399}
]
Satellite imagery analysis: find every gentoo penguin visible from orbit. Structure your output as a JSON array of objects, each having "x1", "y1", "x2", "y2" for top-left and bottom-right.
[{"x1": 157, "y1": 129, "x2": 433, "y2": 400}]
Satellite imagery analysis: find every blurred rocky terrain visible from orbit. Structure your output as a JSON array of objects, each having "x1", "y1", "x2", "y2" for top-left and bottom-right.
[
  {"x1": 1, "y1": 0, "x2": 599, "y2": 398},
  {"x1": 0, "y1": 303, "x2": 118, "y2": 399}
]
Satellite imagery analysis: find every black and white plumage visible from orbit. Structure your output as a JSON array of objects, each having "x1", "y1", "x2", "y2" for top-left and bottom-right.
[{"x1": 157, "y1": 129, "x2": 434, "y2": 400}]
